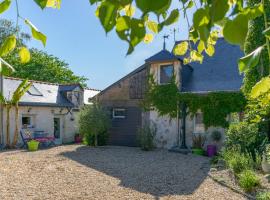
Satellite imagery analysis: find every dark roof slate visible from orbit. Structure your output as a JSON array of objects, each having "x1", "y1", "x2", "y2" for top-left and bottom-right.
[
  {"x1": 3, "y1": 77, "x2": 76, "y2": 107},
  {"x1": 176, "y1": 38, "x2": 244, "y2": 93}
]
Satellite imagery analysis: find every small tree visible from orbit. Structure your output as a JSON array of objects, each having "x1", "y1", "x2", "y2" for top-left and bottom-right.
[
  {"x1": 78, "y1": 103, "x2": 110, "y2": 146},
  {"x1": 0, "y1": 79, "x2": 32, "y2": 148}
]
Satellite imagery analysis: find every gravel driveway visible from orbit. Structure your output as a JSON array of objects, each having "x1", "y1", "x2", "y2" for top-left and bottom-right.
[{"x1": 0, "y1": 145, "x2": 246, "y2": 200}]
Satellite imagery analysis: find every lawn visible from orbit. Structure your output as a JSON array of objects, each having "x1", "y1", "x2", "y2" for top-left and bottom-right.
[{"x1": 0, "y1": 145, "x2": 246, "y2": 200}]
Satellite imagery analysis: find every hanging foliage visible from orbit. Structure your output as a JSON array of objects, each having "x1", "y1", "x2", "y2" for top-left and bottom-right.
[{"x1": 143, "y1": 78, "x2": 246, "y2": 129}]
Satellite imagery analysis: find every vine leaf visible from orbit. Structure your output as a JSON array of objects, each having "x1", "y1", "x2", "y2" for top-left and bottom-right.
[
  {"x1": 162, "y1": 9, "x2": 180, "y2": 26},
  {"x1": 263, "y1": 27, "x2": 270, "y2": 39},
  {"x1": 34, "y1": 0, "x2": 48, "y2": 9},
  {"x1": 193, "y1": 8, "x2": 210, "y2": 42},
  {"x1": 174, "y1": 41, "x2": 188, "y2": 56},
  {"x1": 135, "y1": 0, "x2": 172, "y2": 15},
  {"x1": 210, "y1": 0, "x2": 229, "y2": 23},
  {"x1": 0, "y1": 0, "x2": 11, "y2": 14},
  {"x1": 250, "y1": 77, "x2": 270, "y2": 99},
  {"x1": 238, "y1": 46, "x2": 264, "y2": 73},
  {"x1": 144, "y1": 33, "x2": 153, "y2": 44},
  {"x1": 97, "y1": 0, "x2": 119, "y2": 33},
  {"x1": 46, "y1": 0, "x2": 61, "y2": 9},
  {"x1": 146, "y1": 21, "x2": 158, "y2": 33},
  {"x1": 0, "y1": 35, "x2": 16, "y2": 57},
  {"x1": 25, "y1": 19, "x2": 47, "y2": 47},
  {"x1": 19, "y1": 47, "x2": 31, "y2": 64}
]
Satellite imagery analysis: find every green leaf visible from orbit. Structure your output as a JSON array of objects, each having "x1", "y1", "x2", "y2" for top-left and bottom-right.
[
  {"x1": 163, "y1": 9, "x2": 179, "y2": 26},
  {"x1": 186, "y1": 1, "x2": 194, "y2": 9},
  {"x1": 144, "y1": 33, "x2": 153, "y2": 44},
  {"x1": 135, "y1": 0, "x2": 172, "y2": 15},
  {"x1": 263, "y1": 27, "x2": 270, "y2": 39},
  {"x1": 173, "y1": 41, "x2": 188, "y2": 56},
  {"x1": 116, "y1": 16, "x2": 130, "y2": 41},
  {"x1": 223, "y1": 14, "x2": 248, "y2": 46},
  {"x1": 89, "y1": 0, "x2": 102, "y2": 5},
  {"x1": 0, "y1": 35, "x2": 16, "y2": 56},
  {"x1": 146, "y1": 20, "x2": 158, "y2": 33},
  {"x1": 46, "y1": 0, "x2": 61, "y2": 9},
  {"x1": 205, "y1": 44, "x2": 215, "y2": 56},
  {"x1": 25, "y1": 19, "x2": 47, "y2": 47},
  {"x1": 97, "y1": 0, "x2": 119, "y2": 33},
  {"x1": 250, "y1": 77, "x2": 270, "y2": 99},
  {"x1": 238, "y1": 46, "x2": 264, "y2": 73},
  {"x1": 193, "y1": 8, "x2": 210, "y2": 29},
  {"x1": 19, "y1": 47, "x2": 31, "y2": 64},
  {"x1": 197, "y1": 40, "x2": 205, "y2": 53},
  {"x1": 0, "y1": 0, "x2": 11, "y2": 14},
  {"x1": 243, "y1": 3, "x2": 264, "y2": 20},
  {"x1": 124, "y1": 4, "x2": 135, "y2": 17},
  {"x1": 190, "y1": 50, "x2": 203, "y2": 63},
  {"x1": 34, "y1": 0, "x2": 48, "y2": 9},
  {"x1": 210, "y1": 0, "x2": 229, "y2": 23},
  {"x1": 0, "y1": 57, "x2": 14, "y2": 75}
]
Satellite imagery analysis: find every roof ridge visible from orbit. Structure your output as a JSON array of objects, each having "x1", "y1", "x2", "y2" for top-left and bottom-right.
[{"x1": 84, "y1": 87, "x2": 101, "y2": 92}]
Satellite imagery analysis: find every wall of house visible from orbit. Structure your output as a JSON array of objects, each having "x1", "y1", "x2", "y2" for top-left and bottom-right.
[{"x1": 2, "y1": 106, "x2": 78, "y2": 145}]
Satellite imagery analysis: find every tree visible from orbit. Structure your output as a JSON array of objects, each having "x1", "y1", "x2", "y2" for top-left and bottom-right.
[
  {"x1": 78, "y1": 103, "x2": 110, "y2": 146},
  {"x1": 0, "y1": 79, "x2": 32, "y2": 148},
  {"x1": 5, "y1": 48, "x2": 88, "y2": 86}
]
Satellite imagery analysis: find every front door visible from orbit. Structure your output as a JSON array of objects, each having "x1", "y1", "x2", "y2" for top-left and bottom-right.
[{"x1": 53, "y1": 118, "x2": 61, "y2": 144}]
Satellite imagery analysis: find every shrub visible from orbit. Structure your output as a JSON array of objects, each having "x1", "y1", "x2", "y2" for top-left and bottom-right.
[
  {"x1": 226, "y1": 122, "x2": 267, "y2": 161},
  {"x1": 211, "y1": 130, "x2": 222, "y2": 142},
  {"x1": 256, "y1": 192, "x2": 270, "y2": 200},
  {"x1": 137, "y1": 123, "x2": 156, "y2": 151},
  {"x1": 78, "y1": 103, "x2": 111, "y2": 146},
  {"x1": 192, "y1": 134, "x2": 206, "y2": 149},
  {"x1": 238, "y1": 170, "x2": 260, "y2": 192},
  {"x1": 222, "y1": 149, "x2": 252, "y2": 174}
]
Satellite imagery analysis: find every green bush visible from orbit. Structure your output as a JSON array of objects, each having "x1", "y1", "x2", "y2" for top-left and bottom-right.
[
  {"x1": 137, "y1": 123, "x2": 156, "y2": 151},
  {"x1": 238, "y1": 170, "x2": 260, "y2": 192},
  {"x1": 256, "y1": 192, "x2": 270, "y2": 200},
  {"x1": 78, "y1": 103, "x2": 111, "y2": 146},
  {"x1": 222, "y1": 149, "x2": 252, "y2": 174},
  {"x1": 226, "y1": 122, "x2": 267, "y2": 161}
]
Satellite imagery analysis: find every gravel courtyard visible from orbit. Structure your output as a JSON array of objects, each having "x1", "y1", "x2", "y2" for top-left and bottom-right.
[{"x1": 0, "y1": 145, "x2": 246, "y2": 200}]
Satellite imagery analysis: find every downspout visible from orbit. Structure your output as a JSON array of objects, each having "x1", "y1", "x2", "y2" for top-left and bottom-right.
[{"x1": 180, "y1": 102, "x2": 187, "y2": 149}]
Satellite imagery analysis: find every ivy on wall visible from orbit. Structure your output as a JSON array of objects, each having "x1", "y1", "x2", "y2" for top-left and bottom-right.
[{"x1": 142, "y1": 77, "x2": 247, "y2": 129}]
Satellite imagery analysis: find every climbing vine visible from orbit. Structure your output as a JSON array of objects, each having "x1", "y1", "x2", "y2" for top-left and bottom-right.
[{"x1": 142, "y1": 77, "x2": 246, "y2": 129}]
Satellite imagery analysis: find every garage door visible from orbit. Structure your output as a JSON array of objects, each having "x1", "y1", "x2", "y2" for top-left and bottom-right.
[{"x1": 108, "y1": 107, "x2": 142, "y2": 147}]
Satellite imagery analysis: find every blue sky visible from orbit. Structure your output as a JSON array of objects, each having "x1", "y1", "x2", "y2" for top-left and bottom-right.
[{"x1": 2, "y1": 0, "x2": 191, "y2": 90}]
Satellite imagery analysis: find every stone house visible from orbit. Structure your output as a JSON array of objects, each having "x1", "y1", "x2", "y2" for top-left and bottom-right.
[
  {"x1": 0, "y1": 76, "x2": 99, "y2": 146},
  {"x1": 98, "y1": 38, "x2": 244, "y2": 149}
]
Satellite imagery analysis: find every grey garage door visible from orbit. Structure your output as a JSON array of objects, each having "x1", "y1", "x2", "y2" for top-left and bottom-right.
[{"x1": 108, "y1": 107, "x2": 142, "y2": 147}]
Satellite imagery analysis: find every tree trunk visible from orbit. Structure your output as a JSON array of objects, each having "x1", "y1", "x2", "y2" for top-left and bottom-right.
[
  {"x1": 12, "y1": 105, "x2": 19, "y2": 148},
  {"x1": 6, "y1": 105, "x2": 11, "y2": 148}
]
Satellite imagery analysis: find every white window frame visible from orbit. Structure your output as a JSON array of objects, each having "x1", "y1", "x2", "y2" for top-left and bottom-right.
[
  {"x1": 158, "y1": 63, "x2": 174, "y2": 85},
  {"x1": 113, "y1": 108, "x2": 126, "y2": 119},
  {"x1": 193, "y1": 113, "x2": 205, "y2": 133}
]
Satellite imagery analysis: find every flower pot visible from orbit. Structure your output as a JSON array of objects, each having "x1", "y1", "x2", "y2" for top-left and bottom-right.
[
  {"x1": 192, "y1": 148, "x2": 205, "y2": 156},
  {"x1": 262, "y1": 156, "x2": 270, "y2": 173},
  {"x1": 74, "y1": 135, "x2": 82, "y2": 143},
  {"x1": 207, "y1": 145, "x2": 217, "y2": 157},
  {"x1": 27, "y1": 140, "x2": 39, "y2": 151}
]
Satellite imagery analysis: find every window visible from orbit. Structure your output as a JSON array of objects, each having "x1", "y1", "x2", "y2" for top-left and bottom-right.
[
  {"x1": 22, "y1": 116, "x2": 31, "y2": 127},
  {"x1": 27, "y1": 85, "x2": 43, "y2": 96},
  {"x1": 159, "y1": 64, "x2": 174, "y2": 84},
  {"x1": 194, "y1": 113, "x2": 205, "y2": 133},
  {"x1": 113, "y1": 108, "x2": 126, "y2": 119}
]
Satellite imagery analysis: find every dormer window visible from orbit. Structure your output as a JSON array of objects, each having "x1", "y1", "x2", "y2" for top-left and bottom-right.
[{"x1": 159, "y1": 64, "x2": 174, "y2": 84}]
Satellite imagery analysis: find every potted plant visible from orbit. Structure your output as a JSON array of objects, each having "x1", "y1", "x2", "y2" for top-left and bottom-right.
[
  {"x1": 27, "y1": 140, "x2": 40, "y2": 151},
  {"x1": 262, "y1": 144, "x2": 270, "y2": 173},
  {"x1": 207, "y1": 130, "x2": 222, "y2": 157},
  {"x1": 192, "y1": 134, "x2": 206, "y2": 156},
  {"x1": 74, "y1": 133, "x2": 83, "y2": 143}
]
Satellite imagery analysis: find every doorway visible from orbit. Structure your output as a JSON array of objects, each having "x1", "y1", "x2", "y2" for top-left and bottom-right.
[{"x1": 54, "y1": 117, "x2": 61, "y2": 144}]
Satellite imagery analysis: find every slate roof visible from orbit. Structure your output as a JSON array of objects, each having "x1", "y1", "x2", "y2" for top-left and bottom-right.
[
  {"x1": 3, "y1": 77, "x2": 75, "y2": 107},
  {"x1": 145, "y1": 49, "x2": 178, "y2": 63},
  {"x1": 176, "y1": 38, "x2": 244, "y2": 93}
]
